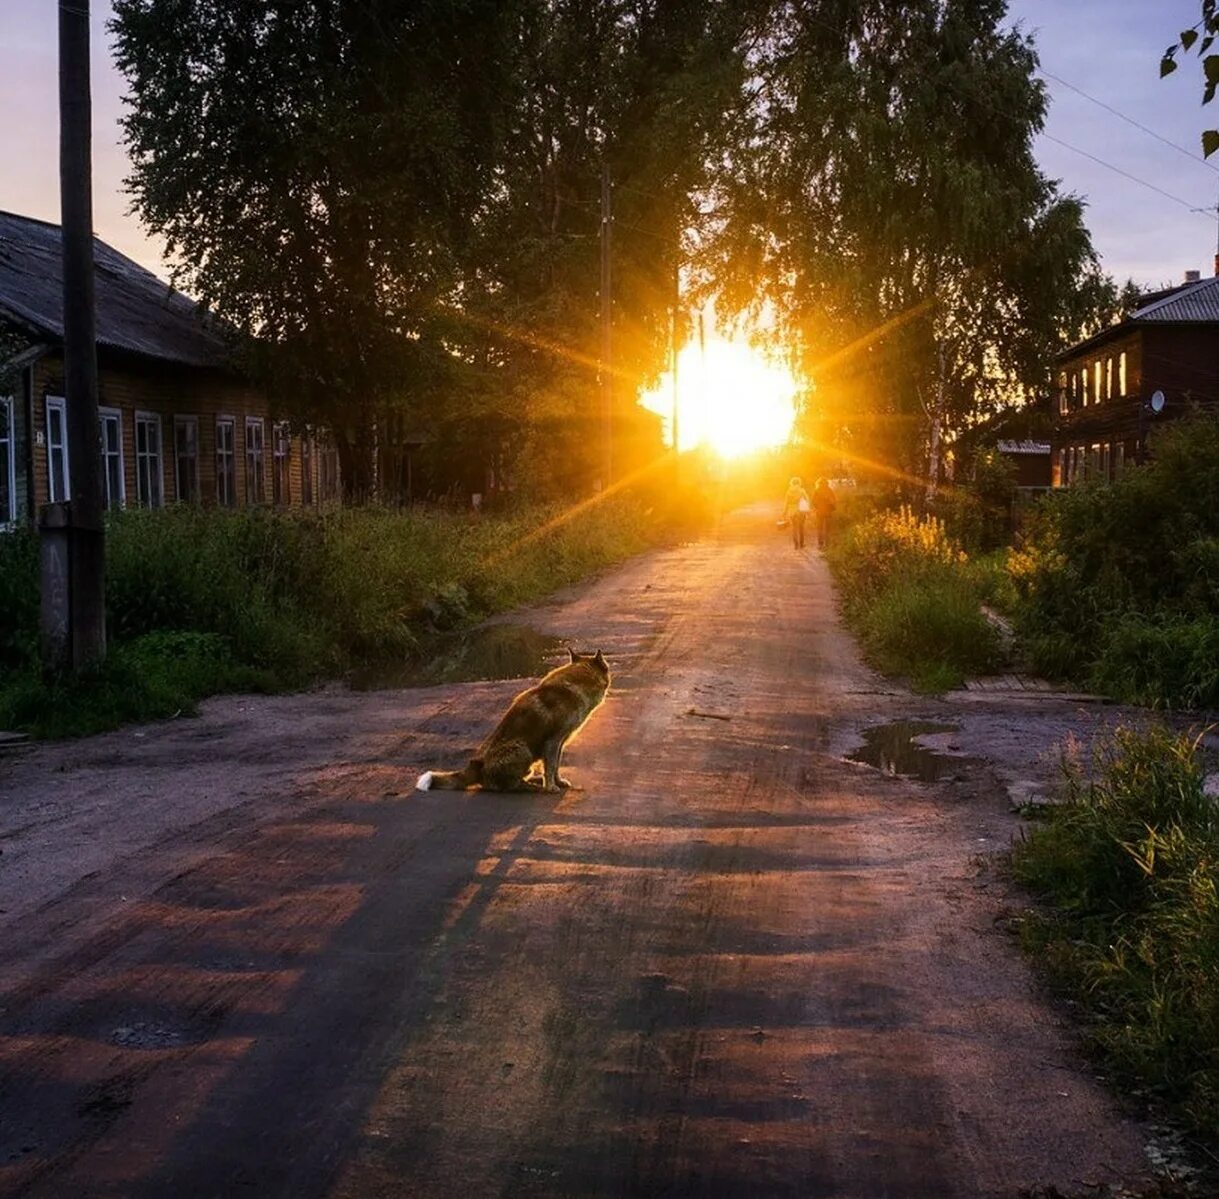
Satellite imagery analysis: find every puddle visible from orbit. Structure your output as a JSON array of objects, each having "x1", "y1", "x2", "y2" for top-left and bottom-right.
[
  {"x1": 353, "y1": 624, "x2": 567, "y2": 690},
  {"x1": 846, "y1": 720, "x2": 961, "y2": 782}
]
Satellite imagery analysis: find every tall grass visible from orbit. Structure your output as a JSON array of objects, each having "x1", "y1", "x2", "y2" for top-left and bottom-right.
[
  {"x1": 827, "y1": 505, "x2": 1002, "y2": 691},
  {"x1": 1012, "y1": 725, "x2": 1219, "y2": 1143},
  {"x1": 0, "y1": 489, "x2": 669, "y2": 736}
]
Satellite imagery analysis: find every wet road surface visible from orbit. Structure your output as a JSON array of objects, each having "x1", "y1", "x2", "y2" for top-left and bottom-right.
[{"x1": 0, "y1": 509, "x2": 1153, "y2": 1197}]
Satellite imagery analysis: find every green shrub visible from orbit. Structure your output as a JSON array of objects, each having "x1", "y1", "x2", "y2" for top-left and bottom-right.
[
  {"x1": 0, "y1": 488, "x2": 666, "y2": 736},
  {"x1": 827, "y1": 504, "x2": 1002, "y2": 691},
  {"x1": 1010, "y1": 413, "x2": 1219, "y2": 706},
  {"x1": 1012, "y1": 724, "x2": 1219, "y2": 1141}
]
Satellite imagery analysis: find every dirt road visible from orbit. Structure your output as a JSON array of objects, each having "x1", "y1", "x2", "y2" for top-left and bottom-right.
[{"x1": 0, "y1": 509, "x2": 1158, "y2": 1197}]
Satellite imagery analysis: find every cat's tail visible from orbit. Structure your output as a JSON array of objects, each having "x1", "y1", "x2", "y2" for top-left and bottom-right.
[{"x1": 416, "y1": 758, "x2": 483, "y2": 791}]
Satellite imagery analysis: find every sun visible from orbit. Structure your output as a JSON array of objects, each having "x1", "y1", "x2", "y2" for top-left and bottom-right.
[{"x1": 641, "y1": 336, "x2": 798, "y2": 457}]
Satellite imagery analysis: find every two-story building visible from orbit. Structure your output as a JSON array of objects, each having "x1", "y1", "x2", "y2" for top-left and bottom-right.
[
  {"x1": 0, "y1": 210, "x2": 339, "y2": 528},
  {"x1": 1052, "y1": 270, "x2": 1219, "y2": 486}
]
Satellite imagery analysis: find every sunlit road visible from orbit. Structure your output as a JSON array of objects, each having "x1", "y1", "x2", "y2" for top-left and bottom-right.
[{"x1": 0, "y1": 509, "x2": 1151, "y2": 1197}]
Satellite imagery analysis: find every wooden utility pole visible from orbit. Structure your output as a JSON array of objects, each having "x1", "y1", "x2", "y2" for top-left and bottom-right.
[
  {"x1": 599, "y1": 164, "x2": 613, "y2": 488},
  {"x1": 51, "y1": 0, "x2": 106, "y2": 671},
  {"x1": 671, "y1": 259, "x2": 680, "y2": 456}
]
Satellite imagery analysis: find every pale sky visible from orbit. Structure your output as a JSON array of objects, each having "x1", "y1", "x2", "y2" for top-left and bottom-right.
[{"x1": 2, "y1": 0, "x2": 1218, "y2": 288}]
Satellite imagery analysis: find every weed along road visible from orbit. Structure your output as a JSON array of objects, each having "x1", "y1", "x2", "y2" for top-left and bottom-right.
[{"x1": 0, "y1": 509, "x2": 1156, "y2": 1198}]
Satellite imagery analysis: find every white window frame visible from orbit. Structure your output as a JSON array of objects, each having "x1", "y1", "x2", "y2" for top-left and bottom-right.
[
  {"x1": 134, "y1": 410, "x2": 164, "y2": 508},
  {"x1": 45, "y1": 395, "x2": 70, "y2": 503},
  {"x1": 245, "y1": 416, "x2": 265, "y2": 504},
  {"x1": 174, "y1": 414, "x2": 200, "y2": 504},
  {"x1": 272, "y1": 420, "x2": 291, "y2": 506},
  {"x1": 98, "y1": 405, "x2": 125, "y2": 510},
  {"x1": 1, "y1": 396, "x2": 15, "y2": 526},
  {"x1": 215, "y1": 415, "x2": 236, "y2": 507}
]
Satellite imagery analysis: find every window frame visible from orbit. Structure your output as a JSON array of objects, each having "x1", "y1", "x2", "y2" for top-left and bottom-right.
[
  {"x1": 272, "y1": 420, "x2": 291, "y2": 506},
  {"x1": 173, "y1": 414, "x2": 200, "y2": 504},
  {"x1": 215, "y1": 415, "x2": 236, "y2": 507},
  {"x1": 245, "y1": 416, "x2": 265, "y2": 505},
  {"x1": 98, "y1": 405, "x2": 126, "y2": 511},
  {"x1": 134, "y1": 410, "x2": 165, "y2": 509},
  {"x1": 45, "y1": 394, "x2": 70, "y2": 503},
  {"x1": 1, "y1": 395, "x2": 15, "y2": 526}
]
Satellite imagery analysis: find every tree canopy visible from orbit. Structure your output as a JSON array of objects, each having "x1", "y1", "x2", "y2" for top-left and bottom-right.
[{"x1": 112, "y1": 0, "x2": 1117, "y2": 499}]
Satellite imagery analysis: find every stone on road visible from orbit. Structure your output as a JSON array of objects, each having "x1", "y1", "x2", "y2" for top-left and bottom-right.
[{"x1": 0, "y1": 509, "x2": 1152, "y2": 1198}]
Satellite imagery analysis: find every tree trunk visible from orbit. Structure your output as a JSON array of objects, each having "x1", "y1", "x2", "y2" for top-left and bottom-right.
[{"x1": 926, "y1": 337, "x2": 946, "y2": 503}]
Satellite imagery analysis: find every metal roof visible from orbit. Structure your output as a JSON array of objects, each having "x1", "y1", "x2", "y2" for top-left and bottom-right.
[
  {"x1": 996, "y1": 439, "x2": 1050, "y2": 455},
  {"x1": 0, "y1": 210, "x2": 230, "y2": 368},
  {"x1": 1128, "y1": 274, "x2": 1219, "y2": 322}
]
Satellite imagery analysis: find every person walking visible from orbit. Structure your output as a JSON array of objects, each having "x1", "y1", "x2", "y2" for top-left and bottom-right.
[
  {"x1": 783, "y1": 476, "x2": 810, "y2": 549},
  {"x1": 811, "y1": 477, "x2": 837, "y2": 549}
]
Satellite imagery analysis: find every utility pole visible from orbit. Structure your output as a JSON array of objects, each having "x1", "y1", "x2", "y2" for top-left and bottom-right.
[
  {"x1": 599, "y1": 163, "x2": 613, "y2": 489},
  {"x1": 671, "y1": 259, "x2": 680, "y2": 456},
  {"x1": 48, "y1": 0, "x2": 106, "y2": 672}
]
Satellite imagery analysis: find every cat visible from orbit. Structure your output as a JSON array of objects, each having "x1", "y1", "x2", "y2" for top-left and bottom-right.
[{"x1": 416, "y1": 649, "x2": 610, "y2": 793}]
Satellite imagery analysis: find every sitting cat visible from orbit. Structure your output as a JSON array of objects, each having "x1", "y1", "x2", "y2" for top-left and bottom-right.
[{"x1": 416, "y1": 649, "x2": 610, "y2": 793}]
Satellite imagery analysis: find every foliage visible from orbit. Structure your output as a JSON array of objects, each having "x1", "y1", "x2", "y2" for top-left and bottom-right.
[
  {"x1": 703, "y1": 0, "x2": 1115, "y2": 487},
  {"x1": 1009, "y1": 415, "x2": 1219, "y2": 707},
  {"x1": 1012, "y1": 724, "x2": 1219, "y2": 1142},
  {"x1": 1160, "y1": 3, "x2": 1219, "y2": 157},
  {"x1": 827, "y1": 505, "x2": 1002, "y2": 691},
  {"x1": 0, "y1": 491, "x2": 670, "y2": 737}
]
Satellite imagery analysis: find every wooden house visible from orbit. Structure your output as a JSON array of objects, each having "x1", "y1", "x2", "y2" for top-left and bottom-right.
[
  {"x1": 0, "y1": 211, "x2": 338, "y2": 528},
  {"x1": 1052, "y1": 271, "x2": 1219, "y2": 486}
]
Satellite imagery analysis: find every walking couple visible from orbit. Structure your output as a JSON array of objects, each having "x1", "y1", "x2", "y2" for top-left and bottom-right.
[{"x1": 783, "y1": 476, "x2": 836, "y2": 550}]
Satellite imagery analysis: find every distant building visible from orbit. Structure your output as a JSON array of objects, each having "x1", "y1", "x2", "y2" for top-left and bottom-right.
[
  {"x1": 1052, "y1": 271, "x2": 1219, "y2": 486},
  {"x1": 995, "y1": 439, "x2": 1051, "y2": 491},
  {"x1": 0, "y1": 211, "x2": 338, "y2": 528}
]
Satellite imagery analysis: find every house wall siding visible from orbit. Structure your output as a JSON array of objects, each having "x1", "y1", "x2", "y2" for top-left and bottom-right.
[{"x1": 26, "y1": 352, "x2": 322, "y2": 517}]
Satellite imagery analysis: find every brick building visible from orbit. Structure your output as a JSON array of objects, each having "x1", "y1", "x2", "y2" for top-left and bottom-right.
[
  {"x1": 1052, "y1": 271, "x2": 1219, "y2": 486},
  {"x1": 0, "y1": 211, "x2": 338, "y2": 528}
]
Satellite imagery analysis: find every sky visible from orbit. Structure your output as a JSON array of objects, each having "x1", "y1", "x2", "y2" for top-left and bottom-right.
[{"x1": 1, "y1": 1, "x2": 1218, "y2": 290}]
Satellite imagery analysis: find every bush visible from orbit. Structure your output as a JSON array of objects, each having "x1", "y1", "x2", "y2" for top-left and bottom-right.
[
  {"x1": 1010, "y1": 413, "x2": 1219, "y2": 706},
  {"x1": 1012, "y1": 724, "x2": 1219, "y2": 1141},
  {"x1": 827, "y1": 505, "x2": 1002, "y2": 691},
  {"x1": 0, "y1": 488, "x2": 667, "y2": 736}
]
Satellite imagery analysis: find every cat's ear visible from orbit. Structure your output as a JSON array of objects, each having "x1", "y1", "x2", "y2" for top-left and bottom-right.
[{"x1": 594, "y1": 650, "x2": 607, "y2": 669}]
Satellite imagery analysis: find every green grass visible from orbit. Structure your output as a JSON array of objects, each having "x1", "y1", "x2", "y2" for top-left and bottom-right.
[
  {"x1": 1012, "y1": 724, "x2": 1219, "y2": 1145},
  {"x1": 0, "y1": 483, "x2": 684, "y2": 738},
  {"x1": 826, "y1": 505, "x2": 1004, "y2": 692}
]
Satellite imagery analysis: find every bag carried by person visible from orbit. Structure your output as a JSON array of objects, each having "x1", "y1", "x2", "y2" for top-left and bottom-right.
[{"x1": 797, "y1": 496, "x2": 810, "y2": 513}]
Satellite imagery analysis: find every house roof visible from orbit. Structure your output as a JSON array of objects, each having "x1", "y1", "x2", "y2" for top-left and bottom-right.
[
  {"x1": 996, "y1": 439, "x2": 1050, "y2": 455},
  {"x1": 1127, "y1": 274, "x2": 1219, "y2": 322},
  {"x1": 0, "y1": 210, "x2": 230, "y2": 369},
  {"x1": 1058, "y1": 274, "x2": 1219, "y2": 362}
]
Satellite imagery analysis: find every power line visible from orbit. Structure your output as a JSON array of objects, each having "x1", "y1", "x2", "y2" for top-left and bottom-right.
[
  {"x1": 1040, "y1": 131, "x2": 1213, "y2": 217},
  {"x1": 1039, "y1": 68, "x2": 1219, "y2": 176}
]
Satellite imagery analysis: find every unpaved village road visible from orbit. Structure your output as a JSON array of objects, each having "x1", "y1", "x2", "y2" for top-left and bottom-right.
[{"x1": 0, "y1": 508, "x2": 1160, "y2": 1198}]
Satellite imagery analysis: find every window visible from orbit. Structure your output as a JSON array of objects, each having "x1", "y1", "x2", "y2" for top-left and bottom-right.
[
  {"x1": 216, "y1": 417, "x2": 236, "y2": 506},
  {"x1": 1094, "y1": 361, "x2": 1103, "y2": 403},
  {"x1": 1105, "y1": 357, "x2": 1114, "y2": 400},
  {"x1": 1052, "y1": 448, "x2": 1063, "y2": 488},
  {"x1": 1100, "y1": 442, "x2": 1111, "y2": 481},
  {"x1": 99, "y1": 407, "x2": 125, "y2": 510},
  {"x1": 1, "y1": 396, "x2": 15, "y2": 524},
  {"x1": 45, "y1": 395, "x2": 70, "y2": 503},
  {"x1": 1119, "y1": 351, "x2": 1128, "y2": 396},
  {"x1": 245, "y1": 417, "x2": 265, "y2": 504},
  {"x1": 135, "y1": 412, "x2": 164, "y2": 507},
  {"x1": 1058, "y1": 372, "x2": 1069, "y2": 415},
  {"x1": 301, "y1": 434, "x2": 314, "y2": 505},
  {"x1": 173, "y1": 416, "x2": 199, "y2": 503},
  {"x1": 1081, "y1": 368, "x2": 1089, "y2": 405},
  {"x1": 1115, "y1": 441, "x2": 1126, "y2": 478},
  {"x1": 272, "y1": 421, "x2": 291, "y2": 505}
]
